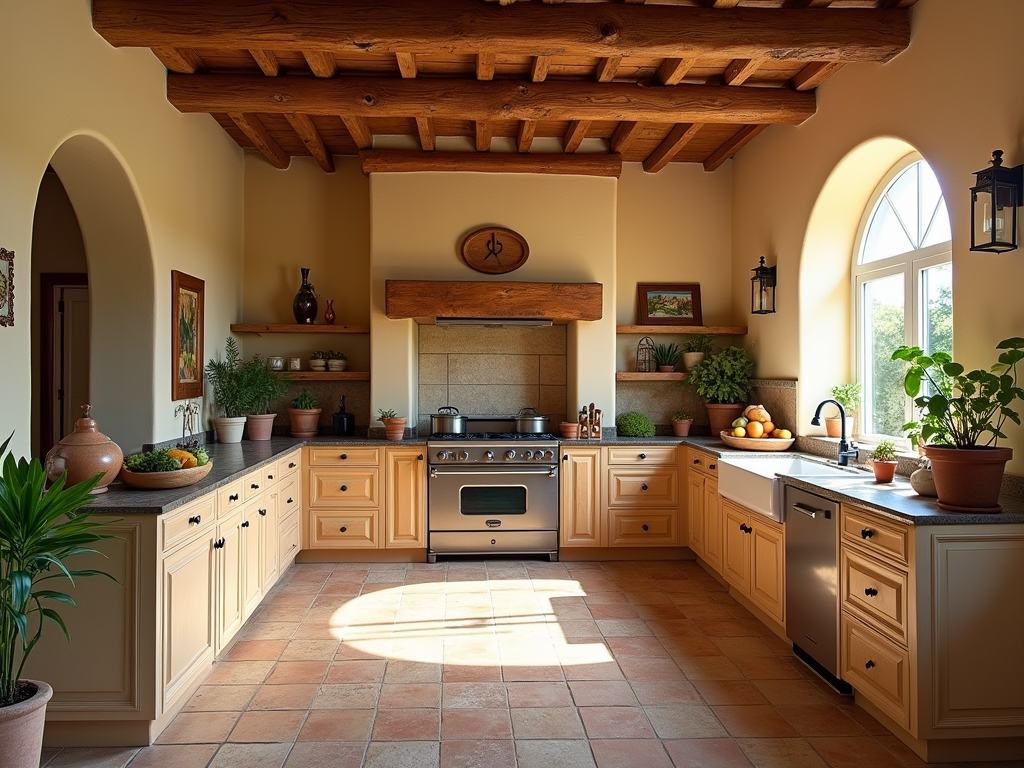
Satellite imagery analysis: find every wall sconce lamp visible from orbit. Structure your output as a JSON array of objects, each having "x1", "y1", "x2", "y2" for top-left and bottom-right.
[
  {"x1": 971, "y1": 149, "x2": 1023, "y2": 253},
  {"x1": 751, "y1": 256, "x2": 777, "y2": 315}
]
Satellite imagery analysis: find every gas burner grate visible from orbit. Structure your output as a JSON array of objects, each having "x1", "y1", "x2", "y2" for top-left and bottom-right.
[{"x1": 430, "y1": 432, "x2": 557, "y2": 441}]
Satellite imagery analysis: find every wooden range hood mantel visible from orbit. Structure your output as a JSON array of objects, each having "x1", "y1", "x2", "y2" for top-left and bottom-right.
[{"x1": 385, "y1": 280, "x2": 602, "y2": 323}]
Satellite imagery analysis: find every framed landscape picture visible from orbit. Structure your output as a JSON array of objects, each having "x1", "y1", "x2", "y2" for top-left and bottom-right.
[
  {"x1": 0, "y1": 248, "x2": 13, "y2": 327},
  {"x1": 637, "y1": 283, "x2": 703, "y2": 326},
  {"x1": 171, "y1": 270, "x2": 204, "y2": 400}
]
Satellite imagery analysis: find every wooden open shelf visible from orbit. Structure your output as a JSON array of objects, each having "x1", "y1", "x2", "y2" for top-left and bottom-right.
[
  {"x1": 616, "y1": 325, "x2": 747, "y2": 335},
  {"x1": 231, "y1": 323, "x2": 370, "y2": 334},
  {"x1": 616, "y1": 371, "x2": 689, "y2": 382},
  {"x1": 275, "y1": 371, "x2": 369, "y2": 381}
]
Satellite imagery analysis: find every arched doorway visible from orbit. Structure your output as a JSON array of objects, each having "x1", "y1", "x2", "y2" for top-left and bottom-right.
[{"x1": 34, "y1": 135, "x2": 156, "y2": 452}]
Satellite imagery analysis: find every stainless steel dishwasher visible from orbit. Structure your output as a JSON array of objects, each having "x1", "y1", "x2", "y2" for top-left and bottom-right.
[{"x1": 784, "y1": 485, "x2": 850, "y2": 692}]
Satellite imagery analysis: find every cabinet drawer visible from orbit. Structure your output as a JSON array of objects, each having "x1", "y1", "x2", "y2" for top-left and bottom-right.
[
  {"x1": 842, "y1": 506, "x2": 909, "y2": 565},
  {"x1": 842, "y1": 548, "x2": 909, "y2": 645},
  {"x1": 686, "y1": 448, "x2": 719, "y2": 477},
  {"x1": 260, "y1": 461, "x2": 280, "y2": 487},
  {"x1": 217, "y1": 478, "x2": 245, "y2": 518},
  {"x1": 162, "y1": 494, "x2": 216, "y2": 553},
  {"x1": 311, "y1": 511, "x2": 379, "y2": 548},
  {"x1": 606, "y1": 446, "x2": 677, "y2": 465},
  {"x1": 279, "y1": 512, "x2": 300, "y2": 563},
  {"x1": 307, "y1": 446, "x2": 380, "y2": 466},
  {"x1": 278, "y1": 476, "x2": 299, "y2": 519},
  {"x1": 277, "y1": 451, "x2": 301, "y2": 482},
  {"x1": 609, "y1": 510, "x2": 678, "y2": 546},
  {"x1": 242, "y1": 468, "x2": 266, "y2": 501},
  {"x1": 608, "y1": 468, "x2": 678, "y2": 506},
  {"x1": 308, "y1": 467, "x2": 379, "y2": 508},
  {"x1": 841, "y1": 614, "x2": 911, "y2": 730}
]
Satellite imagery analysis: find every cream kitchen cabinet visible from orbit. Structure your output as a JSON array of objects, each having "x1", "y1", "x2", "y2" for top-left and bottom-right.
[
  {"x1": 559, "y1": 447, "x2": 604, "y2": 547},
  {"x1": 383, "y1": 446, "x2": 427, "y2": 548},
  {"x1": 686, "y1": 447, "x2": 722, "y2": 569},
  {"x1": 605, "y1": 446, "x2": 680, "y2": 546},
  {"x1": 721, "y1": 498, "x2": 785, "y2": 626}
]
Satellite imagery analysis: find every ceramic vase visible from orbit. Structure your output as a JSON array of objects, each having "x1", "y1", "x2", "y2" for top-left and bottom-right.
[
  {"x1": 292, "y1": 267, "x2": 318, "y2": 324},
  {"x1": 324, "y1": 299, "x2": 335, "y2": 325},
  {"x1": 213, "y1": 416, "x2": 246, "y2": 443},
  {"x1": 682, "y1": 352, "x2": 705, "y2": 371},
  {"x1": 0, "y1": 680, "x2": 52, "y2": 768},
  {"x1": 909, "y1": 462, "x2": 937, "y2": 497},
  {"x1": 43, "y1": 405, "x2": 123, "y2": 493}
]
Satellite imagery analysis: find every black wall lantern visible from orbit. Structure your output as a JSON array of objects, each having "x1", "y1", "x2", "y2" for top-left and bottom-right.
[
  {"x1": 971, "y1": 149, "x2": 1023, "y2": 253},
  {"x1": 751, "y1": 256, "x2": 776, "y2": 315}
]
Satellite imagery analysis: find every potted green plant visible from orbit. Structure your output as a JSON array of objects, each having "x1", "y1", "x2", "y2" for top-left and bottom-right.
[
  {"x1": 652, "y1": 343, "x2": 681, "y2": 372},
  {"x1": 287, "y1": 389, "x2": 322, "y2": 438},
  {"x1": 682, "y1": 333, "x2": 715, "y2": 371},
  {"x1": 870, "y1": 439, "x2": 899, "y2": 483},
  {"x1": 827, "y1": 383, "x2": 861, "y2": 438},
  {"x1": 671, "y1": 407, "x2": 693, "y2": 437},
  {"x1": 683, "y1": 346, "x2": 755, "y2": 435},
  {"x1": 205, "y1": 337, "x2": 248, "y2": 443},
  {"x1": 378, "y1": 409, "x2": 407, "y2": 441},
  {"x1": 616, "y1": 411, "x2": 655, "y2": 437},
  {"x1": 239, "y1": 354, "x2": 290, "y2": 441},
  {"x1": 892, "y1": 337, "x2": 1024, "y2": 512},
  {"x1": 0, "y1": 433, "x2": 117, "y2": 768}
]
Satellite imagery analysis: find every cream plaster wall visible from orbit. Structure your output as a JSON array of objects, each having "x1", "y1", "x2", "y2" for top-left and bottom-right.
[
  {"x1": 732, "y1": 0, "x2": 1024, "y2": 471},
  {"x1": 369, "y1": 173, "x2": 617, "y2": 427},
  {"x1": 0, "y1": 0, "x2": 244, "y2": 455}
]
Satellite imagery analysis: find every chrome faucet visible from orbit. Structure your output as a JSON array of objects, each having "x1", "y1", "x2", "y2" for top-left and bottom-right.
[{"x1": 811, "y1": 399, "x2": 859, "y2": 466}]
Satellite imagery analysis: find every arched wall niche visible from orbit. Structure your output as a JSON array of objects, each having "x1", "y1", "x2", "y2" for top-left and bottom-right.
[
  {"x1": 46, "y1": 133, "x2": 156, "y2": 450},
  {"x1": 797, "y1": 136, "x2": 919, "y2": 432}
]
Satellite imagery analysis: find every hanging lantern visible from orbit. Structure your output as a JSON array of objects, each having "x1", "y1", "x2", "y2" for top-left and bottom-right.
[
  {"x1": 971, "y1": 150, "x2": 1022, "y2": 253},
  {"x1": 636, "y1": 336, "x2": 656, "y2": 372},
  {"x1": 751, "y1": 256, "x2": 777, "y2": 315}
]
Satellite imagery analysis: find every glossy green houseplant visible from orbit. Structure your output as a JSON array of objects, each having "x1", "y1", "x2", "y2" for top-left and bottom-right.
[{"x1": 684, "y1": 346, "x2": 755, "y2": 435}]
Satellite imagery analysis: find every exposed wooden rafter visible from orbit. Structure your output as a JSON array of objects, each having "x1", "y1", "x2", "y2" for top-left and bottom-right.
[
  {"x1": 152, "y1": 46, "x2": 203, "y2": 73},
  {"x1": 643, "y1": 123, "x2": 703, "y2": 173},
  {"x1": 475, "y1": 121, "x2": 492, "y2": 152},
  {"x1": 303, "y1": 50, "x2": 337, "y2": 78},
  {"x1": 563, "y1": 120, "x2": 591, "y2": 153},
  {"x1": 361, "y1": 150, "x2": 622, "y2": 178},
  {"x1": 249, "y1": 49, "x2": 279, "y2": 76},
  {"x1": 415, "y1": 117, "x2": 435, "y2": 151},
  {"x1": 596, "y1": 57, "x2": 622, "y2": 83},
  {"x1": 656, "y1": 57, "x2": 697, "y2": 86},
  {"x1": 703, "y1": 124, "x2": 767, "y2": 172},
  {"x1": 791, "y1": 61, "x2": 844, "y2": 91},
  {"x1": 341, "y1": 116, "x2": 372, "y2": 149},
  {"x1": 723, "y1": 58, "x2": 765, "y2": 86},
  {"x1": 476, "y1": 52, "x2": 496, "y2": 81},
  {"x1": 284, "y1": 113, "x2": 334, "y2": 173},
  {"x1": 517, "y1": 120, "x2": 537, "y2": 153},
  {"x1": 230, "y1": 113, "x2": 288, "y2": 169},
  {"x1": 610, "y1": 121, "x2": 645, "y2": 154},
  {"x1": 396, "y1": 52, "x2": 417, "y2": 78}
]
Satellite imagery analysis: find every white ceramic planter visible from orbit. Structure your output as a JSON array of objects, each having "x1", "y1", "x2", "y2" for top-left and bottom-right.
[{"x1": 214, "y1": 416, "x2": 246, "y2": 443}]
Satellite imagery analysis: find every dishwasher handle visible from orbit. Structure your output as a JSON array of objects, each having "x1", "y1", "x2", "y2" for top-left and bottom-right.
[{"x1": 791, "y1": 502, "x2": 831, "y2": 520}]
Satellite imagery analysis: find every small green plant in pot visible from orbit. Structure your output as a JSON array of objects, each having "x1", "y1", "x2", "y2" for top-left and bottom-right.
[
  {"x1": 671, "y1": 407, "x2": 693, "y2": 437},
  {"x1": 892, "y1": 337, "x2": 1024, "y2": 512},
  {"x1": 378, "y1": 409, "x2": 407, "y2": 441},
  {"x1": 870, "y1": 439, "x2": 899, "y2": 484},
  {"x1": 827, "y1": 383, "x2": 862, "y2": 438},
  {"x1": 682, "y1": 333, "x2": 715, "y2": 371},
  {"x1": 205, "y1": 337, "x2": 248, "y2": 443},
  {"x1": 652, "y1": 343, "x2": 681, "y2": 372},
  {"x1": 684, "y1": 346, "x2": 755, "y2": 435},
  {"x1": 239, "y1": 354, "x2": 290, "y2": 441},
  {"x1": 287, "y1": 389, "x2": 322, "y2": 438},
  {"x1": 0, "y1": 433, "x2": 118, "y2": 768}
]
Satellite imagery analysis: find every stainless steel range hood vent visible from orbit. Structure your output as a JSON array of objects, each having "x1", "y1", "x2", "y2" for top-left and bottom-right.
[{"x1": 435, "y1": 317, "x2": 553, "y2": 328}]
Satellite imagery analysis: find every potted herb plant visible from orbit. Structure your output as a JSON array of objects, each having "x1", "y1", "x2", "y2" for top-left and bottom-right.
[
  {"x1": 378, "y1": 409, "x2": 407, "y2": 441},
  {"x1": 205, "y1": 337, "x2": 248, "y2": 443},
  {"x1": 671, "y1": 407, "x2": 693, "y2": 437},
  {"x1": 683, "y1": 346, "x2": 755, "y2": 435},
  {"x1": 870, "y1": 439, "x2": 899, "y2": 483},
  {"x1": 239, "y1": 354, "x2": 290, "y2": 441},
  {"x1": 0, "y1": 434, "x2": 117, "y2": 768},
  {"x1": 892, "y1": 337, "x2": 1024, "y2": 512},
  {"x1": 287, "y1": 389, "x2": 322, "y2": 438},
  {"x1": 652, "y1": 343, "x2": 681, "y2": 373},
  {"x1": 827, "y1": 383, "x2": 861, "y2": 438},
  {"x1": 682, "y1": 333, "x2": 715, "y2": 371}
]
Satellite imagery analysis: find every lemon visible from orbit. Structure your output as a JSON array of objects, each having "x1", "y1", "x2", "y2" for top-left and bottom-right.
[
  {"x1": 732, "y1": 426, "x2": 746, "y2": 438},
  {"x1": 775, "y1": 428, "x2": 792, "y2": 440}
]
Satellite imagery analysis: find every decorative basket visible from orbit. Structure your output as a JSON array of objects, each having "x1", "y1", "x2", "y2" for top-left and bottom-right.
[
  {"x1": 719, "y1": 431, "x2": 795, "y2": 452},
  {"x1": 118, "y1": 461, "x2": 214, "y2": 489}
]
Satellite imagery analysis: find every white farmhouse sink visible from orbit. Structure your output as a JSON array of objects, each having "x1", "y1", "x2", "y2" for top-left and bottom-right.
[{"x1": 717, "y1": 456, "x2": 859, "y2": 522}]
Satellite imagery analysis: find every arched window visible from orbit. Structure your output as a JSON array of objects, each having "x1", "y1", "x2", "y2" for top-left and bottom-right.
[{"x1": 854, "y1": 156, "x2": 952, "y2": 441}]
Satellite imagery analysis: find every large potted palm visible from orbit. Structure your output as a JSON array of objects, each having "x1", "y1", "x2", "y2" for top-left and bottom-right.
[
  {"x1": 0, "y1": 434, "x2": 117, "y2": 768},
  {"x1": 205, "y1": 337, "x2": 248, "y2": 443},
  {"x1": 893, "y1": 337, "x2": 1024, "y2": 512},
  {"x1": 684, "y1": 346, "x2": 755, "y2": 435}
]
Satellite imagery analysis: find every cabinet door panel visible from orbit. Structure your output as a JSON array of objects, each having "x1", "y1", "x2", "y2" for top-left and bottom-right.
[
  {"x1": 279, "y1": 513, "x2": 300, "y2": 569},
  {"x1": 384, "y1": 447, "x2": 427, "y2": 548},
  {"x1": 703, "y1": 477, "x2": 723, "y2": 571},
  {"x1": 561, "y1": 448, "x2": 603, "y2": 547},
  {"x1": 609, "y1": 510, "x2": 677, "y2": 545},
  {"x1": 750, "y1": 517, "x2": 785, "y2": 624},
  {"x1": 311, "y1": 511, "x2": 379, "y2": 548},
  {"x1": 607, "y1": 468, "x2": 677, "y2": 506},
  {"x1": 721, "y1": 502, "x2": 750, "y2": 593},
  {"x1": 217, "y1": 511, "x2": 244, "y2": 653},
  {"x1": 606, "y1": 446, "x2": 677, "y2": 465},
  {"x1": 260, "y1": 490, "x2": 280, "y2": 594},
  {"x1": 308, "y1": 467, "x2": 379, "y2": 507},
  {"x1": 242, "y1": 503, "x2": 263, "y2": 619},
  {"x1": 842, "y1": 548, "x2": 907, "y2": 644},
  {"x1": 687, "y1": 472, "x2": 705, "y2": 558},
  {"x1": 841, "y1": 614, "x2": 911, "y2": 730},
  {"x1": 308, "y1": 446, "x2": 380, "y2": 466},
  {"x1": 163, "y1": 533, "x2": 216, "y2": 706}
]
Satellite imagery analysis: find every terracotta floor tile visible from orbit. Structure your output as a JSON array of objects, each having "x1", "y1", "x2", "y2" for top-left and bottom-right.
[
  {"x1": 325, "y1": 659, "x2": 386, "y2": 684},
  {"x1": 693, "y1": 679, "x2": 769, "y2": 706},
  {"x1": 623, "y1": 590, "x2": 673, "y2": 606},
  {"x1": 334, "y1": 643, "x2": 382, "y2": 661},
  {"x1": 264, "y1": 660, "x2": 329, "y2": 685},
  {"x1": 550, "y1": 619, "x2": 603, "y2": 638},
  {"x1": 731, "y1": 654, "x2": 804, "y2": 680},
  {"x1": 440, "y1": 707, "x2": 513, "y2": 739},
  {"x1": 442, "y1": 664, "x2": 503, "y2": 682},
  {"x1": 634, "y1": 604, "x2": 687, "y2": 621},
  {"x1": 297, "y1": 709, "x2": 374, "y2": 742},
  {"x1": 363, "y1": 741, "x2": 440, "y2": 768},
  {"x1": 500, "y1": 664, "x2": 565, "y2": 682},
  {"x1": 227, "y1": 710, "x2": 305, "y2": 742},
  {"x1": 372, "y1": 708, "x2": 441, "y2": 740},
  {"x1": 712, "y1": 636, "x2": 778, "y2": 659},
  {"x1": 675, "y1": 655, "x2": 745, "y2": 680},
  {"x1": 207, "y1": 743, "x2": 291, "y2": 768},
  {"x1": 511, "y1": 706, "x2": 586, "y2": 738},
  {"x1": 439, "y1": 739, "x2": 516, "y2": 768},
  {"x1": 225, "y1": 639, "x2": 288, "y2": 661},
  {"x1": 384, "y1": 659, "x2": 442, "y2": 683},
  {"x1": 561, "y1": 662, "x2": 625, "y2": 681},
  {"x1": 279, "y1": 639, "x2": 339, "y2": 661},
  {"x1": 514, "y1": 739, "x2": 597, "y2": 768},
  {"x1": 604, "y1": 636, "x2": 669, "y2": 657},
  {"x1": 616, "y1": 656, "x2": 686, "y2": 682},
  {"x1": 311, "y1": 683, "x2": 379, "y2": 709},
  {"x1": 735, "y1": 737, "x2": 829, "y2": 768},
  {"x1": 680, "y1": 603, "x2": 740, "y2": 621},
  {"x1": 596, "y1": 619, "x2": 653, "y2": 637},
  {"x1": 579, "y1": 706, "x2": 655, "y2": 738},
  {"x1": 663, "y1": 738, "x2": 754, "y2": 768},
  {"x1": 378, "y1": 682, "x2": 441, "y2": 708},
  {"x1": 46, "y1": 748, "x2": 138, "y2": 768},
  {"x1": 646, "y1": 619, "x2": 702, "y2": 638},
  {"x1": 712, "y1": 705, "x2": 799, "y2": 738},
  {"x1": 777, "y1": 705, "x2": 867, "y2": 737},
  {"x1": 591, "y1": 739, "x2": 674, "y2": 768},
  {"x1": 570, "y1": 680, "x2": 638, "y2": 707},
  {"x1": 588, "y1": 604, "x2": 640, "y2": 620},
  {"x1": 205, "y1": 661, "x2": 275, "y2": 686},
  {"x1": 506, "y1": 681, "x2": 574, "y2": 707},
  {"x1": 281, "y1": 742, "x2": 366, "y2": 768},
  {"x1": 833, "y1": 699, "x2": 892, "y2": 736},
  {"x1": 183, "y1": 685, "x2": 257, "y2": 712},
  {"x1": 751, "y1": 679, "x2": 833, "y2": 707},
  {"x1": 247, "y1": 683, "x2": 318, "y2": 710},
  {"x1": 124, "y1": 744, "x2": 218, "y2": 768},
  {"x1": 442, "y1": 681, "x2": 508, "y2": 708},
  {"x1": 662, "y1": 636, "x2": 724, "y2": 658},
  {"x1": 156, "y1": 712, "x2": 239, "y2": 744},
  {"x1": 630, "y1": 681, "x2": 702, "y2": 706},
  {"x1": 806, "y1": 736, "x2": 906, "y2": 768},
  {"x1": 644, "y1": 704, "x2": 729, "y2": 739},
  {"x1": 693, "y1": 619, "x2": 758, "y2": 638}
]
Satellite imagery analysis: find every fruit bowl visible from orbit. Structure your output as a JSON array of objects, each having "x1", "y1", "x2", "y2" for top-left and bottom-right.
[
  {"x1": 719, "y1": 431, "x2": 795, "y2": 452},
  {"x1": 118, "y1": 461, "x2": 214, "y2": 489}
]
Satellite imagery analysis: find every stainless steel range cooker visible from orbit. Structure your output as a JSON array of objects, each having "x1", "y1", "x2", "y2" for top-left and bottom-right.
[{"x1": 426, "y1": 421, "x2": 560, "y2": 562}]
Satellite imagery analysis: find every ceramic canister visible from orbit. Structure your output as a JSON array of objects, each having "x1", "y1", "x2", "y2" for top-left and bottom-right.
[{"x1": 43, "y1": 405, "x2": 123, "y2": 493}]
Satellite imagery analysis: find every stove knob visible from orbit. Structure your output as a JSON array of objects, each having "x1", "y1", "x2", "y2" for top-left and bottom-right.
[
  {"x1": 504, "y1": 450, "x2": 516, "y2": 461},
  {"x1": 436, "y1": 450, "x2": 450, "y2": 461},
  {"x1": 458, "y1": 451, "x2": 470, "y2": 461},
  {"x1": 545, "y1": 449, "x2": 555, "y2": 460},
  {"x1": 484, "y1": 450, "x2": 494, "y2": 461},
  {"x1": 523, "y1": 450, "x2": 534, "y2": 460}
]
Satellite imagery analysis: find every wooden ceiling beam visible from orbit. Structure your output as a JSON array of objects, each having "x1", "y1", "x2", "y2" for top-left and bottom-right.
[
  {"x1": 415, "y1": 117, "x2": 435, "y2": 152},
  {"x1": 360, "y1": 150, "x2": 622, "y2": 178},
  {"x1": 531, "y1": 55, "x2": 551, "y2": 83},
  {"x1": 656, "y1": 57, "x2": 697, "y2": 86},
  {"x1": 706, "y1": 0, "x2": 741, "y2": 8},
  {"x1": 249, "y1": 49, "x2": 279, "y2": 76},
  {"x1": 517, "y1": 120, "x2": 537, "y2": 153},
  {"x1": 791, "y1": 61, "x2": 843, "y2": 91},
  {"x1": 703, "y1": 124, "x2": 768, "y2": 172},
  {"x1": 285, "y1": 113, "x2": 334, "y2": 173},
  {"x1": 642, "y1": 123, "x2": 703, "y2": 173},
  {"x1": 477, "y1": 53, "x2": 496, "y2": 81},
  {"x1": 94, "y1": 0, "x2": 911, "y2": 64},
  {"x1": 341, "y1": 116, "x2": 372, "y2": 149},
  {"x1": 596, "y1": 57, "x2": 622, "y2": 83},
  {"x1": 303, "y1": 50, "x2": 336, "y2": 78},
  {"x1": 168, "y1": 74, "x2": 817, "y2": 126},
  {"x1": 152, "y1": 46, "x2": 203, "y2": 73},
  {"x1": 723, "y1": 58, "x2": 765, "y2": 86},
  {"x1": 610, "y1": 121, "x2": 645, "y2": 154},
  {"x1": 396, "y1": 52, "x2": 417, "y2": 79},
  {"x1": 475, "y1": 121, "x2": 492, "y2": 152},
  {"x1": 229, "y1": 113, "x2": 289, "y2": 169},
  {"x1": 563, "y1": 120, "x2": 591, "y2": 153}
]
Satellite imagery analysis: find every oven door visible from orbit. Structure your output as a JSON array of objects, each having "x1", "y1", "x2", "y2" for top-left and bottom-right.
[{"x1": 428, "y1": 464, "x2": 558, "y2": 533}]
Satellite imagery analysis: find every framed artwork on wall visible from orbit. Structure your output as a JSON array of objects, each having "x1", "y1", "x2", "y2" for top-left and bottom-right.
[
  {"x1": 0, "y1": 248, "x2": 14, "y2": 327},
  {"x1": 171, "y1": 270, "x2": 204, "y2": 400},
  {"x1": 636, "y1": 283, "x2": 703, "y2": 326}
]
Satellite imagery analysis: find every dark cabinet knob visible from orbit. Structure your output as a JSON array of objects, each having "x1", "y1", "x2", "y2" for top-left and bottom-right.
[
  {"x1": 641, "y1": 484, "x2": 648, "y2": 491},
  {"x1": 188, "y1": 515, "x2": 201, "y2": 525},
  {"x1": 861, "y1": 528, "x2": 873, "y2": 539},
  {"x1": 341, "y1": 453, "x2": 348, "y2": 460},
  {"x1": 340, "y1": 485, "x2": 348, "y2": 492},
  {"x1": 709, "y1": 463, "x2": 717, "y2": 470},
  {"x1": 259, "y1": 509, "x2": 267, "y2": 516},
  {"x1": 229, "y1": 493, "x2": 239, "y2": 502},
  {"x1": 340, "y1": 526, "x2": 348, "y2": 532},
  {"x1": 864, "y1": 587, "x2": 878, "y2": 597},
  {"x1": 865, "y1": 660, "x2": 876, "y2": 669},
  {"x1": 418, "y1": 454, "x2": 424, "y2": 461},
  {"x1": 639, "y1": 453, "x2": 647, "y2": 459},
  {"x1": 289, "y1": 462, "x2": 296, "y2": 469},
  {"x1": 563, "y1": 455, "x2": 569, "y2": 462},
  {"x1": 214, "y1": 538, "x2": 225, "y2": 549},
  {"x1": 642, "y1": 524, "x2": 649, "y2": 531},
  {"x1": 241, "y1": 520, "x2": 250, "y2": 528},
  {"x1": 287, "y1": 498, "x2": 294, "y2": 504},
  {"x1": 251, "y1": 483, "x2": 259, "y2": 490},
  {"x1": 693, "y1": 458, "x2": 700, "y2": 464},
  {"x1": 268, "y1": 474, "x2": 274, "y2": 480}
]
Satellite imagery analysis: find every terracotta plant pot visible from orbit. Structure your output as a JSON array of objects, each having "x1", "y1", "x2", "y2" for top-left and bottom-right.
[
  {"x1": 657, "y1": 364, "x2": 676, "y2": 372},
  {"x1": 871, "y1": 460, "x2": 898, "y2": 484},
  {"x1": 0, "y1": 680, "x2": 52, "y2": 768},
  {"x1": 287, "y1": 408, "x2": 322, "y2": 438},
  {"x1": 825, "y1": 416, "x2": 854, "y2": 438},
  {"x1": 705, "y1": 403, "x2": 745, "y2": 436},
  {"x1": 245, "y1": 413, "x2": 276, "y2": 441},
  {"x1": 559, "y1": 421, "x2": 580, "y2": 439},
  {"x1": 213, "y1": 416, "x2": 246, "y2": 443},
  {"x1": 382, "y1": 417, "x2": 407, "y2": 441},
  {"x1": 924, "y1": 445, "x2": 1012, "y2": 513},
  {"x1": 672, "y1": 419, "x2": 693, "y2": 437}
]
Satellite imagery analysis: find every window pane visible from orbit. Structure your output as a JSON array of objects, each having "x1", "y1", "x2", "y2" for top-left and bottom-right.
[
  {"x1": 863, "y1": 273, "x2": 906, "y2": 436},
  {"x1": 919, "y1": 163, "x2": 951, "y2": 246},
  {"x1": 862, "y1": 197, "x2": 914, "y2": 263},
  {"x1": 922, "y1": 262, "x2": 953, "y2": 354}
]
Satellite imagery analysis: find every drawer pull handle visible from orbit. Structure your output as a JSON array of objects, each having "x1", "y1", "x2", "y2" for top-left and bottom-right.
[
  {"x1": 251, "y1": 483, "x2": 260, "y2": 490},
  {"x1": 642, "y1": 524, "x2": 649, "y2": 531},
  {"x1": 188, "y1": 515, "x2": 201, "y2": 525},
  {"x1": 641, "y1": 484, "x2": 648, "y2": 491},
  {"x1": 861, "y1": 528, "x2": 873, "y2": 539},
  {"x1": 289, "y1": 462, "x2": 296, "y2": 469},
  {"x1": 418, "y1": 454, "x2": 424, "y2": 461},
  {"x1": 639, "y1": 453, "x2": 647, "y2": 459},
  {"x1": 268, "y1": 474, "x2": 274, "y2": 480},
  {"x1": 709, "y1": 463, "x2": 716, "y2": 470},
  {"x1": 865, "y1": 659, "x2": 876, "y2": 670},
  {"x1": 241, "y1": 520, "x2": 250, "y2": 528},
  {"x1": 563, "y1": 455, "x2": 569, "y2": 462},
  {"x1": 693, "y1": 458, "x2": 700, "y2": 464},
  {"x1": 229, "y1": 493, "x2": 239, "y2": 502},
  {"x1": 341, "y1": 453, "x2": 348, "y2": 460},
  {"x1": 740, "y1": 523, "x2": 752, "y2": 534},
  {"x1": 287, "y1": 498, "x2": 294, "y2": 504},
  {"x1": 864, "y1": 587, "x2": 878, "y2": 597},
  {"x1": 340, "y1": 485, "x2": 348, "y2": 492},
  {"x1": 340, "y1": 526, "x2": 348, "y2": 532},
  {"x1": 259, "y1": 509, "x2": 267, "y2": 516},
  {"x1": 214, "y1": 538, "x2": 225, "y2": 549}
]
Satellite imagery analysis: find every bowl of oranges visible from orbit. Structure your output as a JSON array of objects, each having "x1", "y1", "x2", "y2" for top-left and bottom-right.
[{"x1": 719, "y1": 405, "x2": 795, "y2": 451}]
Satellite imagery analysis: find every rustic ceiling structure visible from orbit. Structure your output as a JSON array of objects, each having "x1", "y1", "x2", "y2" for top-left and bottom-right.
[{"x1": 92, "y1": 0, "x2": 916, "y2": 177}]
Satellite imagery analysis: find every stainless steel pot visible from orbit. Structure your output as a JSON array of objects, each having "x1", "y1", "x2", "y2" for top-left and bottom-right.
[
  {"x1": 430, "y1": 406, "x2": 467, "y2": 435},
  {"x1": 515, "y1": 407, "x2": 550, "y2": 434}
]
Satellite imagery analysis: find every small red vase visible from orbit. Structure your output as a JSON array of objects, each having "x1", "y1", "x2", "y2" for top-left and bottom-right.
[{"x1": 324, "y1": 299, "x2": 335, "y2": 325}]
